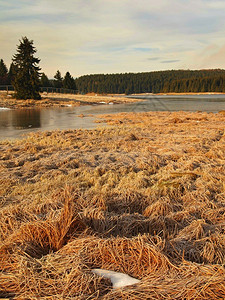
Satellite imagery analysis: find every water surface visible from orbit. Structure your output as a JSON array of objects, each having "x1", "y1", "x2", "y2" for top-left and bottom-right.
[{"x1": 0, "y1": 95, "x2": 225, "y2": 140}]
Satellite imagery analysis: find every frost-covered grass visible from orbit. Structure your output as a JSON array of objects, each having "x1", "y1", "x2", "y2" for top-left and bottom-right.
[{"x1": 0, "y1": 111, "x2": 225, "y2": 299}]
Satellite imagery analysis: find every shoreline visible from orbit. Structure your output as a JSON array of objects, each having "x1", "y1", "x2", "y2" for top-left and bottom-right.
[
  {"x1": 129, "y1": 92, "x2": 225, "y2": 96},
  {"x1": 0, "y1": 92, "x2": 142, "y2": 109},
  {"x1": 156, "y1": 92, "x2": 225, "y2": 96},
  {"x1": 1, "y1": 91, "x2": 225, "y2": 109}
]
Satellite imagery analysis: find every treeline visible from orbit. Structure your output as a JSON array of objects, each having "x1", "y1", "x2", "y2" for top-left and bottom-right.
[
  {"x1": 40, "y1": 70, "x2": 77, "y2": 90},
  {"x1": 1, "y1": 55, "x2": 225, "y2": 94},
  {"x1": 0, "y1": 59, "x2": 76, "y2": 90},
  {"x1": 0, "y1": 59, "x2": 15, "y2": 85},
  {"x1": 75, "y1": 69, "x2": 225, "y2": 94}
]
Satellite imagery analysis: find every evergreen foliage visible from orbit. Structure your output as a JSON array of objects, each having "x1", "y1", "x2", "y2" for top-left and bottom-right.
[
  {"x1": 75, "y1": 69, "x2": 225, "y2": 94},
  {"x1": 40, "y1": 73, "x2": 52, "y2": 87},
  {"x1": 2, "y1": 44, "x2": 225, "y2": 96},
  {"x1": 63, "y1": 71, "x2": 77, "y2": 90},
  {"x1": 8, "y1": 63, "x2": 17, "y2": 85},
  {"x1": 0, "y1": 59, "x2": 8, "y2": 85},
  {"x1": 12, "y1": 37, "x2": 41, "y2": 100},
  {"x1": 54, "y1": 70, "x2": 63, "y2": 88}
]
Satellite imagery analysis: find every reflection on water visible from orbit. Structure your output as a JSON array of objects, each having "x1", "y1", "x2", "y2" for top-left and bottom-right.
[
  {"x1": 0, "y1": 94, "x2": 225, "y2": 140},
  {"x1": 12, "y1": 109, "x2": 41, "y2": 129},
  {"x1": 0, "y1": 107, "x2": 98, "y2": 140}
]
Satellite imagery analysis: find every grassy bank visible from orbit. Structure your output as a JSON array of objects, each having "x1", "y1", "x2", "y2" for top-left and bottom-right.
[
  {"x1": 0, "y1": 92, "x2": 142, "y2": 109},
  {"x1": 155, "y1": 92, "x2": 225, "y2": 96},
  {"x1": 0, "y1": 111, "x2": 225, "y2": 299}
]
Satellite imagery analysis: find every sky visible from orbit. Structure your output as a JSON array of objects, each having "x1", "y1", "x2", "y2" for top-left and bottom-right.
[{"x1": 1, "y1": 0, "x2": 225, "y2": 78}]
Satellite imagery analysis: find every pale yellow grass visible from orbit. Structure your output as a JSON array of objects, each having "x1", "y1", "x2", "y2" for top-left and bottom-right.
[
  {"x1": 0, "y1": 91, "x2": 141, "y2": 109},
  {"x1": 0, "y1": 111, "x2": 225, "y2": 299}
]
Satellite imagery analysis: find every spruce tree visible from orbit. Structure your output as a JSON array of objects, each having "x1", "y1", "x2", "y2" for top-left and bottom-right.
[
  {"x1": 12, "y1": 37, "x2": 41, "y2": 100},
  {"x1": 63, "y1": 72, "x2": 76, "y2": 90},
  {"x1": 40, "y1": 73, "x2": 51, "y2": 87},
  {"x1": 0, "y1": 59, "x2": 8, "y2": 85},
  {"x1": 54, "y1": 70, "x2": 63, "y2": 88},
  {"x1": 8, "y1": 62, "x2": 17, "y2": 85}
]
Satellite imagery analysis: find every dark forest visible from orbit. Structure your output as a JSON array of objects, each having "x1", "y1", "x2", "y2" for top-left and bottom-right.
[{"x1": 75, "y1": 69, "x2": 225, "y2": 94}]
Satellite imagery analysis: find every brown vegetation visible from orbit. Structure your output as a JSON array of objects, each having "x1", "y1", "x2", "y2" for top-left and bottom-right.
[
  {"x1": 0, "y1": 92, "x2": 141, "y2": 109},
  {"x1": 155, "y1": 92, "x2": 225, "y2": 96},
  {"x1": 0, "y1": 111, "x2": 225, "y2": 299}
]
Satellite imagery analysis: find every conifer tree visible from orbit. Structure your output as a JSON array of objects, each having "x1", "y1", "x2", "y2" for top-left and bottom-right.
[
  {"x1": 8, "y1": 62, "x2": 17, "y2": 85},
  {"x1": 40, "y1": 73, "x2": 51, "y2": 87},
  {"x1": 12, "y1": 37, "x2": 41, "y2": 99},
  {"x1": 54, "y1": 70, "x2": 63, "y2": 88},
  {"x1": 63, "y1": 71, "x2": 76, "y2": 90},
  {"x1": 0, "y1": 59, "x2": 8, "y2": 85}
]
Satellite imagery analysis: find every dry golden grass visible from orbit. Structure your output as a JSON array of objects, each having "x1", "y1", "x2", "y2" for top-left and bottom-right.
[
  {"x1": 0, "y1": 111, "x2": 225, "y2": 299},
  {"x1": 0, "y1": 91, "x2": 141, "y2": 109}
]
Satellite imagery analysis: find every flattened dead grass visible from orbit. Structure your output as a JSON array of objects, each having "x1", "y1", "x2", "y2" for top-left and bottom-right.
[
  {"x1": 0, "y1": 111, "x2": 225, "y2": 299},
  {"x1": 0, "y1": 92, "x2": 141, "y2": 109}
]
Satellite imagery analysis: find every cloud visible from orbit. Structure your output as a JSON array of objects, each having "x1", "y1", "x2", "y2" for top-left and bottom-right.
[
  {"x1": 147, "y1": 57, "x2": 161, "y2": 61},
  {"x1": 188, "y1": 43, "x2": 225, "y2": 69},
  {"x1": 0, "y1": 0, "x2": 225, "y2": 76},
  {"x1": 161, "y1": 60, "x2": 181, "y2": 63},
  {"x1": 134, "y1": 48, "x2": 159, "y2": 52},
  {"x1": 132, "y1": 1, "x2": 225, "y2": 36}
]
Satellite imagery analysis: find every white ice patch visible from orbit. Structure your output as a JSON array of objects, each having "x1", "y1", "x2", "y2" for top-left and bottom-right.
[
  {"x1": 92, "y1": 269, "x2": 140, "y2": 289},
  {"x1": 0, "y1": 107, "x2": 10, "y2": 110}
]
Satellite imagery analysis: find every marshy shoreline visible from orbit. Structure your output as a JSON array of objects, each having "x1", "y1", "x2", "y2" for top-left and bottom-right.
[
  {"x1": 1, "y1": 91, "x2": 225, "y2": 110},
  {"x1": 0, "y1": 111, "x2": 225, "y2": 299},
  {"x1": 0, "y1": 92, "x2": 142, "y2": 109}
]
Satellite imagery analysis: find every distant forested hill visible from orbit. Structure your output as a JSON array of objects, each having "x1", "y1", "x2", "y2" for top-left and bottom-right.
[{"x1": 75, "y1": 69, "x2": 225, "y2": 94}]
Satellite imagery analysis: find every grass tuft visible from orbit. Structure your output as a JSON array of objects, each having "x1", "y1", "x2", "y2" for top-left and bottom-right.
[{"x1": 0, "y1": 111, "x2": 225, "y2": 298}]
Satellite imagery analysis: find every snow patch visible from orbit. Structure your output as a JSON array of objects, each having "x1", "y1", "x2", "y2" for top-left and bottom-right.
[
  {"x1": 92, "y1": 269, "x2": 140, "y2": 289},
  {"x1": 0, "y1": 107, "x2": 10, "y2": 110}
]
